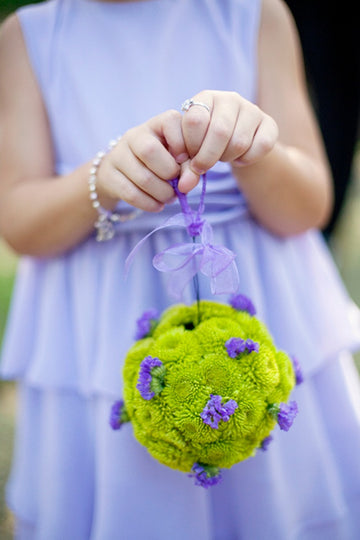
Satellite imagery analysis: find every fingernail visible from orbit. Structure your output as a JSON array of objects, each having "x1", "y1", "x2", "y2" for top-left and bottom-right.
[
  {"x1": 178, "y1": 170, "x2": 200, "y2": 193},
  {"x1": 175, "y1": 152, "x2": 189, "y2": 164},
  {"x1": 192, "y1": 167, "x2": 204, "y2": 175},
  {"x1": 190, "y1": 162, "x2": 205, "y2": 175}
]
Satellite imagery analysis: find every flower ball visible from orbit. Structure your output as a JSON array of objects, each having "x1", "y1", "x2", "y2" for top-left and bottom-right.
[{"x1": 116, "y1": 296, "x2": 299, "y2": 488}]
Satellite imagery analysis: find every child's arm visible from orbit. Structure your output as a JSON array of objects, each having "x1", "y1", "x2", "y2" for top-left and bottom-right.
[
  {"x1": 0, "y1": 15, "x2": 184, "y2": 257},
  {"x1": 179, "y1": 0, "x2": 333, "y2": 236}
]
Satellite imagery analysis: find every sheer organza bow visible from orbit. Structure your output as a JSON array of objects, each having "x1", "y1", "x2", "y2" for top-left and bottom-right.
[{"x1": 125, "y1": 176, "x2": 239, "y2": 300}]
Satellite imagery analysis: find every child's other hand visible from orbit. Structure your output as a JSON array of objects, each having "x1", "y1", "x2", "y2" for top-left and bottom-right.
[
  {"x1": 178, "y1": 90, "x2": 278, "y2": 192},
  {"x1": 96, "y1": 110, "x2": 188, "y2": 212}
]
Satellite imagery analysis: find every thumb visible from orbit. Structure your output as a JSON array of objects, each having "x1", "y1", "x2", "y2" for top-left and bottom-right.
[{"x1": 177, "y1": 159, "x2": 201, "y2": 193}]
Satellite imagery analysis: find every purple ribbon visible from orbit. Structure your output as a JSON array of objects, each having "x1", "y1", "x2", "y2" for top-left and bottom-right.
[{"x1": 125, "y1": 176, "x2": 239, "y2": 300}]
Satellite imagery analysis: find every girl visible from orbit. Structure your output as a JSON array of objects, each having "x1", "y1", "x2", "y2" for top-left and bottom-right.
[{"x1": 1, "y1": 0, "x2": 360, "y2": 538}]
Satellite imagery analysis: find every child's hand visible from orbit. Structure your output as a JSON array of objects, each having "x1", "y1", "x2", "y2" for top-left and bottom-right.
[
  {"x1": 96, "y1": 110, "x2": 188, "y2": 212},
  {"x1": 179, "y1": 90, "x2": 278, "y2": 192}
]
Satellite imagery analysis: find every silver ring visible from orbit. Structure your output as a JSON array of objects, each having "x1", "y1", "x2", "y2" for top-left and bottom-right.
[{"x1": 181, "y1": 98, "x2": 211, "y2": 113}]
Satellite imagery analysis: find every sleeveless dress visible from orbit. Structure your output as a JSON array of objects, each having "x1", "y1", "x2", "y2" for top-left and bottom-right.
[{"x1": 1, "y1": 0, "x2": 360, "y2": 538}]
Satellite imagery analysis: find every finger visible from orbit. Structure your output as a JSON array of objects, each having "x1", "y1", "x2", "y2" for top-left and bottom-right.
[
  {"x1": 220, "y1": 103, "x2": 262, "y2": 163},
  {"x1": 115, "y1": 174, "x2": 166, "y2": 212},
  {"x1": 232, "y1": 114, "x2": 278, "y2": 166},
  {"x1": 177, "y1": 159, "x2": 201, "y2": 193},
  {"x1": 110, "y1": 144, "x2": 175, "y2": 203},
  {"x1": 159, "y1": 109, "x2": 189, "y2": 164},
  {"x1": 181, "y1": 94, "x2": 213, "y2": 157},
  {"x1": 99, "y1": 162, "x2": 166, "y2": 213},
  {"x1": 127, "y1": 129, "x2": 180, "y2": 181},
  {"x1": 189, "y1": 97, "x2": 238, "y2": 174}
]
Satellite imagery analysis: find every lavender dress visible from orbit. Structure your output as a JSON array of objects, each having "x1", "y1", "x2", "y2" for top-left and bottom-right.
[{"x1": 1, "y1": 0, "x2": 360, "y2": 538}]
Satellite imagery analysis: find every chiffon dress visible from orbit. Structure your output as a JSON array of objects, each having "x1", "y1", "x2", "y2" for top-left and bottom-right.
[{"x1": 1, "y1": 0, "x2": 360, "y2": 538}]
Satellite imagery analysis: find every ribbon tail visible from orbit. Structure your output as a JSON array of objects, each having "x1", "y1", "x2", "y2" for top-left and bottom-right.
[
  {"x1": 200, "y1": 242, "x2": 240, "y2": 296},
  {"x1": 124, "y1": 213, "x2": 187, "y2": 276},
  {"x1": 153, "y1": 245, "x2": 204, "y2": 300},
  {"x1": 166, "y1": 265, "x2": 200, "y2": 300},
  {"x1": 209, "y1": 259, "x2": 240, "y2": 295}
]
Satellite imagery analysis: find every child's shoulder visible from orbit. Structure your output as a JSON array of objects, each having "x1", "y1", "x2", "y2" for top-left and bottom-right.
[
  {"x1": 0, "y1": 10, "x2": 20, "y2": 44},
  {"x1": 258, "y1": 0, "x2": 303, "y2": 75},
  {"x1": 260, "y1": 0, "x2": 298, "y2": 34},
  {"x1": 0, "y1": 13, "x2": 24, "y2": 79}
]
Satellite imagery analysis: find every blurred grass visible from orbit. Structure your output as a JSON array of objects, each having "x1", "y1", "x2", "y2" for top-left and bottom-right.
[
  {"x1": 0, "y1": 241, "x2": 17, "y2": 539},
  {"x1": 331, "y1": 148, "x2": 360, "y2": 371}
]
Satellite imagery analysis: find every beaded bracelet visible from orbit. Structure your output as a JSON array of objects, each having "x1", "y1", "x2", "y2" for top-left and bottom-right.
[{"x1": 88, "y1": 137, "x2": 142, "y2": 242}]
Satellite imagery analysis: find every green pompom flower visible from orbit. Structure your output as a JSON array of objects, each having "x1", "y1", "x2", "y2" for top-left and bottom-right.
[{"x1": 122, "y1": 300, "x2": 297, "y2": 481}]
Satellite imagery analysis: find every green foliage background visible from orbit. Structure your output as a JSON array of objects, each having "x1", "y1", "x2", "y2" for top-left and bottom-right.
[{"x1": 0, "y1": 0, "x2": 42, "y2": 18}]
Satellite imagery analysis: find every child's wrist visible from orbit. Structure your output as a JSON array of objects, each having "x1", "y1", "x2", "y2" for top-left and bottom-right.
[{"x1": 88, "y1": 137, "x2": 141, "y2": 241}]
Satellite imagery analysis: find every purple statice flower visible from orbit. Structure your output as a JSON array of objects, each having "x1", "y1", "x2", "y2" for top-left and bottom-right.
[
  {"x1": 225, "y1": 337, "x2": 260, "y2": 358},
  {"x1": 109, "y1": 399, "x2": 129, "y2": 430},
  {"x1": 291, "y1": 355, "x2": 304, "y2": 385},
  {"x1": 136, "y1": 355, "x2": 164, "y2": 400},
  {"x1": 229, "y1": 293, "x2": 256, "y2": 316},
  {"x1": 277, "y1": 401, "x2": 298, "y2": 431},
  {"x1": 260, "y1": 435, "x2": 273, "y2": 451},
  {"x1": 200, "y1": 394, "x2": 238, "y2": 429},
  {"x1": 188, "y1": 463, "x2": 222, "y2": 489},
  {"x1": 134, "y1": 309, "x2": 159, "y2": 340}
]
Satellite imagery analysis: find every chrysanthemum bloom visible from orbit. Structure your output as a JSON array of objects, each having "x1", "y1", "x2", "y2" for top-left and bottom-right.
[{"x1": 122, "y1": 300, "x2": 297, "y2": 483}]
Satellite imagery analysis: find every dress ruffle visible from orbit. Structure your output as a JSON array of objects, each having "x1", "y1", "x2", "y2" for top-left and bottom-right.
[{"x1": 6, "y1": 352, "x2": 360, "y2": 539}]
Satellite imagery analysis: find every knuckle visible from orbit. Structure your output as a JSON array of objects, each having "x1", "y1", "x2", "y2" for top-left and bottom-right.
[
  {"x1": 238, "y1": 153, "x2": 252, "y2": 165},
  {"x1": 106, "y1": 150, "x2": 120, "y2": 171},
  {"x1": 137, "y1": 138, "x2": 159, "y2": 161},
  {"x1": 233, "y1": 135, "x2": 252, "y2": 156},
  {"x1": 256, "y1": 135, "x2": 274, "y2": 154},
  {"x1": 212, "y1": 121, "x2": 231, "y2": 140},
  {"x1": 139, "y1": 168, "x2": 154, "y2": 190},
  {"x1": 183, "y1": 113, "x2": 206, "y2": 131},
  {"x1": 268, "y1": 116, "x2": 279, "y2": 138},
  {"x1": 248, "y1": 102, "x2": 261, "y2": 116},
  {"x1": 123, "y1": 127, "x2": 136, "y2": 141},
  {"x1": 165, "y1": 109, "x2": 181, "y2": 122},
  {"x1": 124, "y1": 187, "x2": 138, "y2": 207},
  {"x1": 228, "y1": 90, "x2": 240, "y2": 102}
]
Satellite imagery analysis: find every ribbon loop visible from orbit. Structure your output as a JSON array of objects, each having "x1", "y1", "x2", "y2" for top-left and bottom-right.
[{"x1": 126, "y1": 175, "x2": 240, "y2": 299}]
